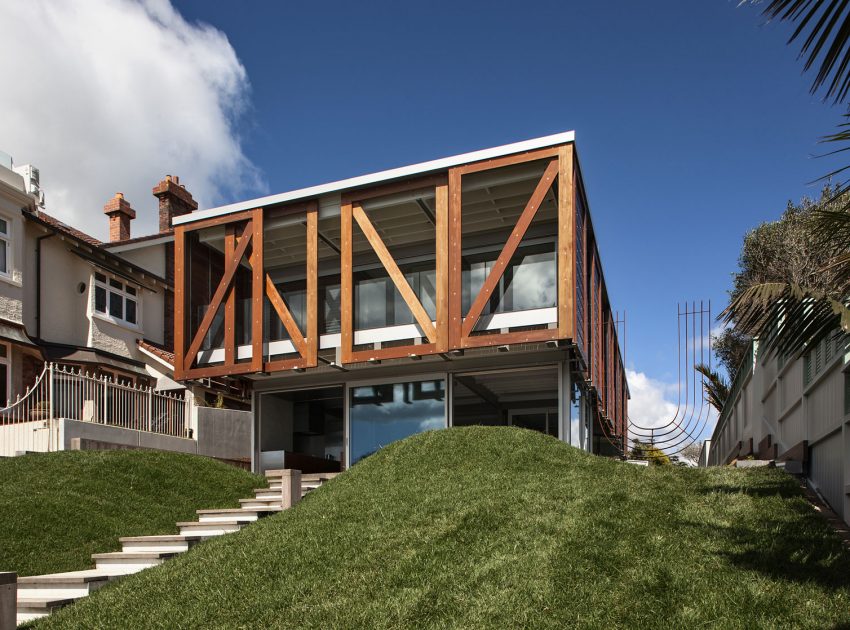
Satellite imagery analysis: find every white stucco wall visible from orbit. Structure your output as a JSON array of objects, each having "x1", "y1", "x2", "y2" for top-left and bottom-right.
[
  {"x1": 0, "y1": 191, "x2": 26, "y2": 324},
  {"x1": 115, "y1": 243, "x2": 167, "y2": 278}
]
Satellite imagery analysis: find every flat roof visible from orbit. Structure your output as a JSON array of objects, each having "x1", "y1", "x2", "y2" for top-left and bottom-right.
[{"x1": 174, "y1": 130, "x2": 575, "y2": 226}]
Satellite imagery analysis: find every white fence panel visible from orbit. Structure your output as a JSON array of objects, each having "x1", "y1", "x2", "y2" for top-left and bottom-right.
[{"x1": 1, "y1": 363, "x2": 189, "y2": 456}]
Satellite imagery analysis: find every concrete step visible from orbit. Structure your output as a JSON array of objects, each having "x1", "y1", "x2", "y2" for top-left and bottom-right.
[
  {"x1": 303, "y1": 472, "x2": 339, "y2": 482},
  {"x1": 240, "y1": 497, "x2": 280, "y2": 509},
  {"x1": 264, "y1": 470, "x2": 339, "y2": 482},
  {"x1": 195, "y1": 508, "x2": 270, "y2": 523},
  {"x1": 177, "y1": 520, "x2": 245, "y2": 537},
  {"x1": 16, "y1": 569, "x2": 113, "y2": 599},
  {"x1": 255, "y1": 487, "x2": 282, "y2": 499},
  {"x1": 16, "y1": 596, "x2": 78, "y2": 624},
  {"x1": 91, "y1": 551, "x2": 180, "y2": 575},
  {"x1": 119, "y1": 534, "x2": 202, "y2": 554}
]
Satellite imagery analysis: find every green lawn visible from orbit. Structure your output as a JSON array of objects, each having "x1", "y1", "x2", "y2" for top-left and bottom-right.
[
  {"x1": 0, "y1": 449, "x2": 264, "y2": 577},
  {"x1": 36, "y1": 427, "x2": 850, "y2": 629}
]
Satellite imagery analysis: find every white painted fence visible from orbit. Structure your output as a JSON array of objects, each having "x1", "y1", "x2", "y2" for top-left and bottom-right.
[{"x1": 0, "y1": 363, "x2": 189, "y2": 456}]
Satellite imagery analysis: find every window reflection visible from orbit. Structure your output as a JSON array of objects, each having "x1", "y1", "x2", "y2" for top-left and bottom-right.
[
  {"x1": 462, "y1": 241, "x2": 556, "y2": 317},
  {"x1": 349, "y1": 379, "x2": 445, "y2": 464}
]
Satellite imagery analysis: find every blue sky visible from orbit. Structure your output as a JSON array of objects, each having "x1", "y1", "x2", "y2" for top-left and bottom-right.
[
  {"x1": 1, "y1": 1, "x2": 840, "y2": 435},
  {"x1": 169, "y1": 1, "x2": 841, "y2": 385}
]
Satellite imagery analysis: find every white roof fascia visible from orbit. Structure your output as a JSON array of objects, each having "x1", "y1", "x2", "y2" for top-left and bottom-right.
[
  {"x1": 174, "y1": 130, "x2": 575, "y2": 226},
  {"x1": 105, "y1": 234, "x2": 174, "y2": 253}
]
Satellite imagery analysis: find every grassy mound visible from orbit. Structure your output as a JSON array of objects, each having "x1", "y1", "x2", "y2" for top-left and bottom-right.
[
  {"x1": 0, "y1": 450, "x2": 264, "y2": 577},
  {"x1": 38, "y1": 427, "x2": 850, "y2": 628}
]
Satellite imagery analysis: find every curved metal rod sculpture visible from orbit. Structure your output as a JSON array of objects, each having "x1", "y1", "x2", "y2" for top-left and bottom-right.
[
  {"x1": 627, "y1": 303, "x2": 695, "y2": 437},
  {"x1": 633, "y1": 303, "x2": 706, "y2": 448},
  {"x1": 629, "y1": 302, "x2": 706, "y2": 442},
  {"x1": 628, "y1": 301, "x2": 715, "y2": 461}
]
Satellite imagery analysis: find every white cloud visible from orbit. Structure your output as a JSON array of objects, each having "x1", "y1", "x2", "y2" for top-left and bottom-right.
[
  {"x1": 626, "y1": 368, "x2": 717, "y2": 451},
  {"x1": 0, "y1": 0, "x2": 264, "y2": 239}
]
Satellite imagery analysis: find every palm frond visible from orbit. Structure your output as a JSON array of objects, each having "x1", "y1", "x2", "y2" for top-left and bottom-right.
[
  {"x1": 720, "y1": 281, "x2": 850, "y2": 356},
  {"x1": 749, "y1": 0, "x2": 850, "y2": 104},
  {"x1": 694, "y1": 363, "x2": 731, "y2": 412}
]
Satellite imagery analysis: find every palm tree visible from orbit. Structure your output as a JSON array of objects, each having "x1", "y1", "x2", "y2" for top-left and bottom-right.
[
  {"x1": 723, "y1": 2, "x2": 850, "y2": 356},
  {"x1": 694, "y1": 363, "x2": 730, "y2": 413}
]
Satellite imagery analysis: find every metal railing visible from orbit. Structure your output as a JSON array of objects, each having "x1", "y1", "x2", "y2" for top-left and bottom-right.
[{"x1": 1, "y1": 363, "x2": 190, "y2": 456}]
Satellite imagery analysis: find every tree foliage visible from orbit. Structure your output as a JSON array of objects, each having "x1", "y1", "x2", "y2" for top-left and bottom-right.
[
  {"x1": 719, "y1": 187, "x2": 850, "y2": 374},
  {"x1": 694, "y1": 363, "x2": 730, "y2": 413},
  {"x1": 629, "y1": 440, "x2": 672, "y2": 466}
]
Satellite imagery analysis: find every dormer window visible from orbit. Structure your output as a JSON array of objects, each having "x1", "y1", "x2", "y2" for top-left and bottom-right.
[{"x1": 93, "y1": 271, "x2": 139, "y2": 327}]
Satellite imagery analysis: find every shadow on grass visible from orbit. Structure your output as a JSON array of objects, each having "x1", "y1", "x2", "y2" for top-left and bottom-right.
[
  {"x1": 699, "y1": 476, "x2": 802, "y2": 500},
  {"x1": 679, "y1": 512, "x2": 850, "y2": 591}
]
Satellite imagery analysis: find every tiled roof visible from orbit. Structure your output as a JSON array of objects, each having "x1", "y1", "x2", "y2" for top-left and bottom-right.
[
  {"x1": 28, "y1": 210, "x2": 102, "y2": 246},
  {"x1": 138, "y1": 339, "x2": 175, "y2": 367}
]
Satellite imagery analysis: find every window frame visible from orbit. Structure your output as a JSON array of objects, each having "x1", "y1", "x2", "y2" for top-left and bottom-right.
[
  {"x1": 0, "y1": 213, "x2": 12, "y2": 280},
  {"x1": 91, "y1": 270, "x2": 141, "y2": 330}
]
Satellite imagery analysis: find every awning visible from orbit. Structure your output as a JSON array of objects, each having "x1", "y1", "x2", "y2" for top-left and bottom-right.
[
  {"x1": 40, "y1": 343, "x2": 149, "y2": 378},
  {"x1": 0, "y1": 318, "x2": 40, "y2": 349}
]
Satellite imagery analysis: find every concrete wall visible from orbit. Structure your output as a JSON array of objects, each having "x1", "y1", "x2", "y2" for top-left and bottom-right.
[
  {"x1": 61, "y1": 418, "x2": 197, "y2": 454},
  {"x1": 196, "y1": 407, "x2": 251, "y2": 462}
]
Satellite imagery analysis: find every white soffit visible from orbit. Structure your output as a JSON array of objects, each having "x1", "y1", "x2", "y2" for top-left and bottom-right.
[{"x1": 174, "y1": 130, "x2": 575, "y2": 226}]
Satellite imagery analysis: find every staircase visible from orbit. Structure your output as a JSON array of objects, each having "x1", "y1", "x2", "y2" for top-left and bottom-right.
[{"x1": 14, "y1": 470, "x2": 338, "y2": 625}]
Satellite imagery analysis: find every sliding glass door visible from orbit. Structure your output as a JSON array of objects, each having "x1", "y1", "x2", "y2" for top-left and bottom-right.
[{"x1": 349, "y1": 378, "x2": 446, "y2": 465}]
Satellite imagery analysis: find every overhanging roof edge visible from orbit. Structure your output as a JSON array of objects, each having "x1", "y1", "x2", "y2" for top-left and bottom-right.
[{"x1": 174, "y1": 130, "x2": 576, "y2": 226}]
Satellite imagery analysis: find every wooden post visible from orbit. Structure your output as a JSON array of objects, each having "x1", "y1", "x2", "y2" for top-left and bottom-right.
[
  {"x1": 435, "y1": 181, "x2": 449, "y2": 352},
  {"x1": 340, "y1": 201, "x2": 353, "y2": 364},
  {"x1": 557, "y1": 144, "x2": 575, "y2": 340},
  {"x1": 224, "y1": 224, "x2": 236, "y2": 366},
  {"x1": 251, "y1": 209, "x2": 264, "y2": 372},
  {"x1": 173, "y1": 226, "x2": 186, "y2": 380},
  {"x1": 305, "y1": 205, "x2": 318, "y2": 365},
  {"x1": 448, "y1": 168, "x2": 462, "y2": 349}
]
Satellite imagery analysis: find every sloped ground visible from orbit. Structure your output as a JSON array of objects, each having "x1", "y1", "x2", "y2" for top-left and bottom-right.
[
  {"x1": 0, "y1": 449, "x2": 264, "y2": 577},
  {"x1": 37, "y1": 427, "x2": 850, "y2": 628}
]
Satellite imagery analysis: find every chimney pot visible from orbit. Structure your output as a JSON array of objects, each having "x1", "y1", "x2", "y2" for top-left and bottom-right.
[
  {"x1": 153, "y1": 175, "x2": 197, "y2": 233},
  {"x1": 103, "y1": 193, "x2": 135, "y2": 243}
]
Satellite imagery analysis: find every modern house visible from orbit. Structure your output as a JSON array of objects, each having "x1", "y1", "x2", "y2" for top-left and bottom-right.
[
  {"x1": 171, "y1": 132, "x2": 629, "y2": 473},
  {"x1": 705, "y1": 333, "x2": 850, "y2": 526},
  {"x1": 0, "y1": 152, "x2": 249, "y2": 458}
]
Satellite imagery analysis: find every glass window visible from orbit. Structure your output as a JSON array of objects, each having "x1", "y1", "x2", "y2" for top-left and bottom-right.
[
  {"x1": 462, "y1": 241, "x2": 556, "y2": 318},
  {"x1": 322, "y1": 284, "x2": 341, "y2": 334},
  {"x1": 349, "y1": 379, "x2": 445, "y2": 464},
  {"x1": 95, "y1": 285, "x2": 106, "y2": 313},
  {"x1": 125, "y1": 299, "x2": 137, "y2": 324},
  {"x1": 0, "y1": 216, "x2": 9, "y2": 275},
  {"x1": 109, "y1": 291, "x2": 123, "y2": 318},
  {"x1": 355, "y1": 276, "x2": 388, "y2": 329},
  {"x1": 93, "y1": 271, "x2": 140, "y2": 327}
]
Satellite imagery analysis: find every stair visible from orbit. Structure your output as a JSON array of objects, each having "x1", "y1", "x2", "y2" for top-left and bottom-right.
[{"x1": 14, "y1": 468, "x2": 340, "y2": 625}]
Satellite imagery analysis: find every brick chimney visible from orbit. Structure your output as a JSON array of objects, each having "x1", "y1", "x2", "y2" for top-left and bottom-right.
[
  {"x1": 153, "y1": 175, "x2": 198, "y2": 233},
  {"x1": 103, "y1": 192, "x2": 136, "y2": 242}
]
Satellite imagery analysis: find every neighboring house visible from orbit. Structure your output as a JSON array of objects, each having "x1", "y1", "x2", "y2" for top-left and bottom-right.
[
  {"x1": 171, "y1": 132, "x2": 630, "y2": 474},
  {"x1": 0, "y1": 152, "x2": 249, "y2": 459},
  {"x1": 705, "y1": 334, "x2": 850, "y2": 526}
]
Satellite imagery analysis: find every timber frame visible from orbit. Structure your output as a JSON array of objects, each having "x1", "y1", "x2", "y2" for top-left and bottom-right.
[
  {"x1": 340, "y1": 175, "x2": 448, "y2": 363},
  {"x1": 448, "y1": 145, "x2": 575, "y2": 350},
  {"x1": 174, "y1": 202, "x2": 319, "y2": 381},
  {"x1": 175, "y1": 145, "x2": 578, "y2": 376}
]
